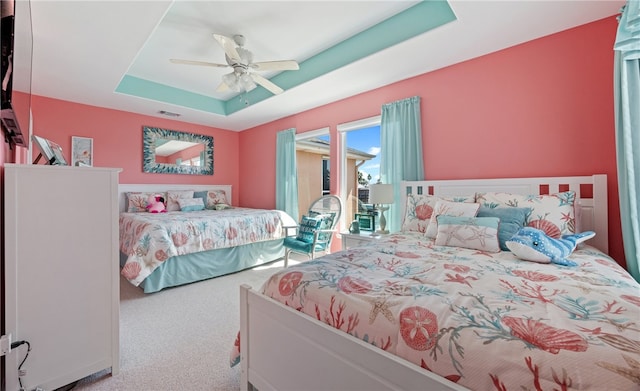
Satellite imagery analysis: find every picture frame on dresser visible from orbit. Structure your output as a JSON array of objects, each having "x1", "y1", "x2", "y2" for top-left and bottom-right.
[{"x1": 355, "y1": 213, "x2": 375, "y2": 231}]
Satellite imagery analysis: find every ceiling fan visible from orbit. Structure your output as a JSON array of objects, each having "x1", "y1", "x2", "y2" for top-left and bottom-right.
[{"x1": 170, "y1": 34, "x2": 299, "y2": 95}]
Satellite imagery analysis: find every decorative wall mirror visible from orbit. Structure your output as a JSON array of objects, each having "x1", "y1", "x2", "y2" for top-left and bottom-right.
[{"x1": 142, "y1": 126, "x2": 214, "y2": 175}]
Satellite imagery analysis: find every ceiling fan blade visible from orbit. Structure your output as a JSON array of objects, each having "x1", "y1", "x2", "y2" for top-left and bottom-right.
[
  {"x1": 251, "y1": 60, "x2": 299, "y2": 71},
  {"x1": 169, "y1": 59, "x2": 228, "y2": 68},
  {"x1": 213, "y1": 34, "x2": 241, "y2": 63},
  {"x1": 251, "y1": 73, "x2": 284, "y2": 95}
]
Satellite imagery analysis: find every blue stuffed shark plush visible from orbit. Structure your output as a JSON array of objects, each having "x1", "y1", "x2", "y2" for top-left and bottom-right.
[{"x1": 505, "y1": 227, "x2": 596, "y2": 267}]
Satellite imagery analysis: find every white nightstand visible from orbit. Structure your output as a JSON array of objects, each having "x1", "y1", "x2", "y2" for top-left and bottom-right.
[{"x1": 341, "y1": 232, "x2": 384, "y2": 250}]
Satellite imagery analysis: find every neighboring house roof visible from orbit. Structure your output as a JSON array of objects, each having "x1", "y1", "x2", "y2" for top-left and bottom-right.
[{"x1": 296, "y1": 138, "x2": 375, "y2": 161}]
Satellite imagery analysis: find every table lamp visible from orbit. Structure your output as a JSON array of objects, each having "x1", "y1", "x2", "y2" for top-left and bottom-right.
[{"x1": 369, "y1": 183, "x2": 394, "y2": 235}]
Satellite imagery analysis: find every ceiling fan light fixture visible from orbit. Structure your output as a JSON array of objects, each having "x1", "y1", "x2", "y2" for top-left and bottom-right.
[
  {"x1": 222, "y1": 72, "x2": 240, "y2": 91},
  {"x1": 240, "y1": 73, "x2": 257, "y2": 92}
]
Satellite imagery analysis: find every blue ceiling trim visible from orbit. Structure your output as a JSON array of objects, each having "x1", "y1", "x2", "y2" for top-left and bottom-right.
[
  {"x1": 116, "y1": 0, "x2": 456, "y2": 119},
  {"x1": 115, "y1": 75, "x2": 227, "y2": 114}
]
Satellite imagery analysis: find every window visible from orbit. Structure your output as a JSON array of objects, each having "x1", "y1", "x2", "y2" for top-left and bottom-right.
[
  {"x1": 180, "y1": 156, "x2": 201, "y2": 166},
  {"x1": 293, "y1": 119, "x2": 382, "y2": 232},
  {"x1": 338, "y1": 116, "x2": 382, "y2": 229}
]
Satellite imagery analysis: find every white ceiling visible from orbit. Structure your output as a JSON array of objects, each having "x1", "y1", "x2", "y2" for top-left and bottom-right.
[{"x1": 12, "y1": 0, "x2": 624, "y2": 132}]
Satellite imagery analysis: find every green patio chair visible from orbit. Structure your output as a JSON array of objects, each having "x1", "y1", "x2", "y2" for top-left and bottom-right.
[{"x1": 283, "y1": 195, "x2": 342, "y2": 267}]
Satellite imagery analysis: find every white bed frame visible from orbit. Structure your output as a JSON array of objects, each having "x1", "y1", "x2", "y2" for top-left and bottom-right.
[
  {"x1": 239, "y1": 175, "x2": 609, "y2": 391},
  {"x1": 118, "y1": 183, "x2": 232, "y2": 213}
]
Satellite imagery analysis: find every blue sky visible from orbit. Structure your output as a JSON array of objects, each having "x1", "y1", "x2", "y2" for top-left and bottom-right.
[{"x1": 347, "y1": 125, "x2": 380, "y2": 184}]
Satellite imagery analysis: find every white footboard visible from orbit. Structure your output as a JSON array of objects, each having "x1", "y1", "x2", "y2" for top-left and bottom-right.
[{"x1": 239, "y1": 284, "x2": 468, "y2": 391}]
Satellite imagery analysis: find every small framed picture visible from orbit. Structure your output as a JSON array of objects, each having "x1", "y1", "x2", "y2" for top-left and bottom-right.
[
  {"x1": 71, "y1": 136, "x2": 93, "y2": 166},
  {"x1": 32, "y1": 135, "x2": 68, "y2": 165},
  {"x1": 355, "y1": 213, "x2": 376, "y2": 232}
]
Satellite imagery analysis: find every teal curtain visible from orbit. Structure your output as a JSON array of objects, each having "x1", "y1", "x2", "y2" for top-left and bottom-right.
[
  {"x1": 380, "y1": 96, "x2": 424, "y2": 232},
  {"x1": 614, "y1": 1, "x2": 640, "y2": 281},
  {"x1": 276, "y1": 128, "x2": 299, "y2": 222}
]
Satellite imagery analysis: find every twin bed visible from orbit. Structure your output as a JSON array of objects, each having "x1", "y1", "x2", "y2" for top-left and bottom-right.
[
  {"x1": 118, "y1": 184, "x2": 294, "y2": 293},
  {"x1": 233, "y1": 175, "x2": 640, "y2": 391}
]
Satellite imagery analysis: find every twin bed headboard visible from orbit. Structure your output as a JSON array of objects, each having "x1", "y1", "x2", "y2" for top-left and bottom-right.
[
  {"x1": 118, "y1": 184, "x2": 232, "y2": 213},
  {"x1": 400, "y1": 175, "x2": 608, "y2": 254}
]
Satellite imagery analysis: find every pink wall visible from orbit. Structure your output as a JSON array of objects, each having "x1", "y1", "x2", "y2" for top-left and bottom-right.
[
  {"x1": 2, "y1": 16, "x2": 625, "y2": 267},
  {"x1": 27, "y1": 96, "x2": 241, "y2": 205},
  {"x1": 239, "y1": 17, "x2": 626, "y2": 267}
]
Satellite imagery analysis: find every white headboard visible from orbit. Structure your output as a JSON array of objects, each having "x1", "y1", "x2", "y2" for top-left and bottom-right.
[
  {"x1": 118, "y1": 184, "x2": 232, "y2": 213},
  {"x1": 400, "y1": 175, "x2": 608, "y2": 254}
]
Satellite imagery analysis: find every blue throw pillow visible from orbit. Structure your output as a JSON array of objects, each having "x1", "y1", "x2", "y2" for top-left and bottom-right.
[
  {"x1": 309, "y1": 212, "x2": 336, "y2": 242},
  {"x1": 476, "y1": 206, "x2": 531, "y2": 251},
  {"x1": 309, "y1": 211, "x2": 336, "y2": 226},
  {"x1": 296, "y1": 216, "x2": 322, "y2": 243},
  {"x1": 193, "y1": 190, "x2": 208, "y2": 206}
]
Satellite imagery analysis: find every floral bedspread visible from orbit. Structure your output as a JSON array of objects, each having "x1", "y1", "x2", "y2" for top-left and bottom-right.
[
  {"x1": 231, "y1": 232, "x2": 640, "y2": 391},
  {"x1": 119, "y1": 208, "x2": 285, "y2": 286}
]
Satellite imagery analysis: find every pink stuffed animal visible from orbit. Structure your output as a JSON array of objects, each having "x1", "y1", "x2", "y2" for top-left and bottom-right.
[{"x1": 146, "y1": 194, "x2": 166, "y2": 213}]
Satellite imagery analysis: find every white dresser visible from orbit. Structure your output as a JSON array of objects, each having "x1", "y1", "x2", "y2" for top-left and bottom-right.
[{"x1": 4, "y1": 164, "x2": 121, "y2": 391}]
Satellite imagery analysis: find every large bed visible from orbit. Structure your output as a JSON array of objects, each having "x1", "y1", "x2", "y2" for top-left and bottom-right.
[
  {"x1": 119, "y1": 184, "x2": 293, "y2": 293},
  {"x1": 233, "y1": 175, "x2": 640, "y2": 391}
]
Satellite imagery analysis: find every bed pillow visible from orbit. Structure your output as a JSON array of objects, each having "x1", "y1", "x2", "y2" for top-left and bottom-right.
[
  {"x1": 126, "y1": 192, "x2": 165, "y2": 213},
  {"x1": 308, "y1": 212, "x2": 336, "y2": 242},
  {"x1": 425, "y1": 200, "x2": 480, "y2": 238},
  {"x1": 476, "y1": 206, "x2": 531, "y2": 251},
  {"x1": 193, "y1": 190, "x2": 208, "y2": 205},
  {"x1": 166, "y1": 190, "x2": 195, "y2": 212},
  {"x1": 574, "y1": 197, "x2": 583, "y2": 233},
  {"x1": 475, "y1": 191, "x2": 576, "y2": 238},
  {"x1": 206, "y1": 190, "x2": 230, "y2": 209},
  {"x1": 402, "y1": 194, "x2": 475, "y2": 233},
  {"x1": 309, "y1": 211, "x2": 336, "y2": 228},
  {"x1": 296, "y1": 215, "x2": 322, "y2": 243},
  {"x1": 435, "y1": 215, "x2": 501, "y2": 253},
  {"x1": 177, "y1": 197, "x2": 205, "y2": 212}
]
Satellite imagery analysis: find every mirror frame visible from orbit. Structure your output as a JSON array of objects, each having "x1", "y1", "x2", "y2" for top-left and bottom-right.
[{"x1": 142, "y1": 126, "x2": 214, "y2": 175}]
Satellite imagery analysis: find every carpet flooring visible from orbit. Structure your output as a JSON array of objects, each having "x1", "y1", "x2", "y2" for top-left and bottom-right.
[{"x1": 71, "y1": 256, "x2": 305, "y2": 391}]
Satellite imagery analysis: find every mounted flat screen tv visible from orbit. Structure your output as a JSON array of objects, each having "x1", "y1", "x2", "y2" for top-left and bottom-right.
[{"x1": 1, "y1": 0, "x2": 32, "y2": 147}]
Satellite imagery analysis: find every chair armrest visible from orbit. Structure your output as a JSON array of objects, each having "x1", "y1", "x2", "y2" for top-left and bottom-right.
[
  {"x1": 312, "y1": 228, "x2": 337, "y2": 244},
  {"x1": 282, "y1": 224, "x2": 298, "y2": 237}
]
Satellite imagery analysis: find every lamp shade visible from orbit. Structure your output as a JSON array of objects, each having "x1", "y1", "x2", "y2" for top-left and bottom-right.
[{"x1": 369, "y1": 183, "x2": 394, "y2": 204}]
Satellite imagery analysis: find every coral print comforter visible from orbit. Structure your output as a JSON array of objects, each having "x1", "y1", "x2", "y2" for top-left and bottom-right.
[
  {"x1": 230, "y1": 232, "x2": 640, "y2": 391},
  {"x1": 119, "y1": 208, "x2": 284, "y2": 286}
]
